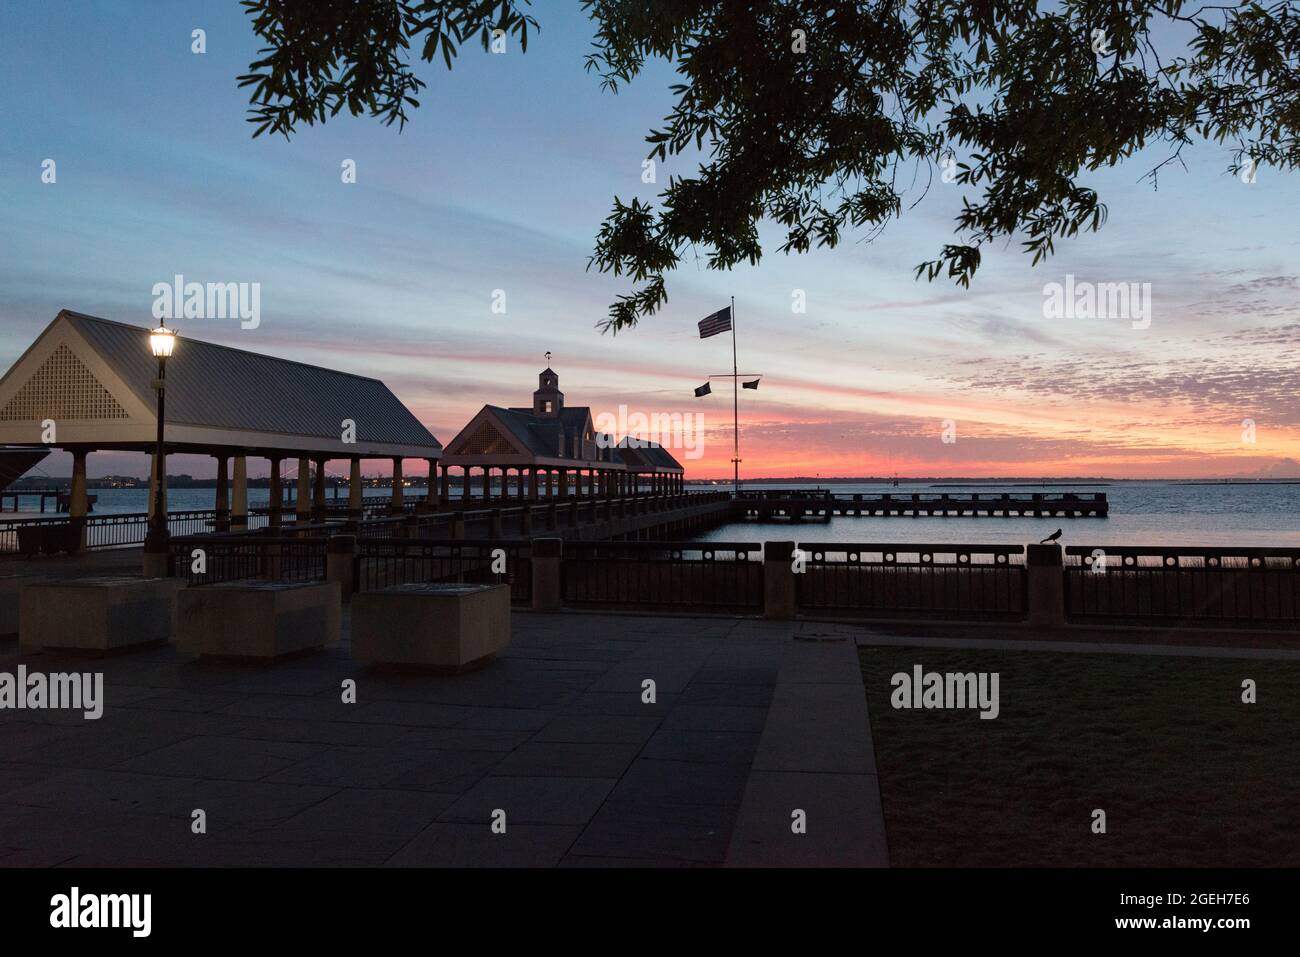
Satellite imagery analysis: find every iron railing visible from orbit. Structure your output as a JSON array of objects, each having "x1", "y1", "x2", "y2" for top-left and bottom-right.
[
  {"x1": 1065, "y1": 545, "x2": 1300, "y2": 627},
  {"x1": 356, "y1": 538, "x2": 531, "y2": 603},
  {"x1": 0, "y1": 509, "x2": 273, "y2": 555},
  {"x1": 168, "y1": 535, "x2": 328, "y2": 585},
  {"x1": 561, "y1": 540, "x2": 763, "y2": 613},
  {"x1": 795, "y1": 543, "x2": 1027, "y2": 620}
]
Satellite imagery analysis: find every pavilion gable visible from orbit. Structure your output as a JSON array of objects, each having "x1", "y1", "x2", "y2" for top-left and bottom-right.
[
  {"x1": 0, "y1": 314, "x2": 156, "y2": 445},
  {"x1": 443, "y1": 407, "x2": 532, "y2": 459}
]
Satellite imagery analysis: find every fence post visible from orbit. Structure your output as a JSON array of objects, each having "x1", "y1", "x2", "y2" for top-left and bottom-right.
[
  {"x1": 449, "y1": 513, "x2": 465, "y2": 540},
  {"x1": 489, "y1": 510, "x2": 504, "y2": 539},
  {"x1": 568, "y1": 500, "x2": 579, "y2": 527},
  {"x1": 1026, "y1": 543, "x2": 1065, "y2": 627},
  {"x1": 327, "y1": 534, "x2": 357, "y2": 603},
  {"x1": 763, "y1": 540, "x2": 797, "y2": 619},
  {"x1": 520, "y1": 505, "x2": 533, "y2": 536},
  {"x1": 546, "y1": 502, "x2": 558, "y2": 531},
  {"x1": 531, "y1": 537, "x2": 562, "y2": 611}
]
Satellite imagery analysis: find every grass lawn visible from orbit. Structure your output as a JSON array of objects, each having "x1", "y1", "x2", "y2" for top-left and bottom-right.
[{"x1": 859, "y1": 646, "x2": 1300, "y2": 866}]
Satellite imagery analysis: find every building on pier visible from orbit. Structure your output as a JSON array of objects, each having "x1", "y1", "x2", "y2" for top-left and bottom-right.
[
  {"x1": 0, "y1": 310, "x2": 443, "y2": 539},
  {"x1": 439, "y1": 365, "x2": 684, "y2": 502}
]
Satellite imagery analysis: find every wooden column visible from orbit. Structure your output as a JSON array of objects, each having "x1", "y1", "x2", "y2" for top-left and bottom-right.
[
  {"x1": 214, "y1": 454, "x2": 229, "y2": 530},
  {"x1": 296, "y1": 458, "x2": 311, "y2": 522},
  {"x1": 350, "y1": 458, "x2": 363, "y2": 519},
  {"x1": 231, "y1": 455, "x2": 248, "y2": 529},
  {"x1": 312, "y1": 458, "x2": 327, "y2": 522},
  {"x1": 68, "y1": 448, "x2": 89, "y2": 551},
  {"x1": 426, "y1": 458, "x2": 439, "y2": 504},
  {"x1": 482, "y1": 466, "x2": 492, "y2": 502},
  {"x1": 391, "y1": 458, "x2": 404, "y2": 513},
  {"x1": 558, "y1": 468, "x2": 569, "y2": 499},
  {"x1": 267, "y1": 457, "x2": 282, "y2": 528}
]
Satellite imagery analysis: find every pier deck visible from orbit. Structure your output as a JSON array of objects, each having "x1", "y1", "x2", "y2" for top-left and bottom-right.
[{"x1": 732, "y1": 491, "x2": 1108, "y2": 520}]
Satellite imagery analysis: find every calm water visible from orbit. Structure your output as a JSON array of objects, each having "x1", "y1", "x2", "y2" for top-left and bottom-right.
[{"x1": 691, "y1": 481, "x2": 1300, "y2": 548}]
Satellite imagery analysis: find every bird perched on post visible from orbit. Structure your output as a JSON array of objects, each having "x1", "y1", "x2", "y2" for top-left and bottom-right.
[{"x1": 1040, "y1": 529, "x2": 1062, "y2": 544}]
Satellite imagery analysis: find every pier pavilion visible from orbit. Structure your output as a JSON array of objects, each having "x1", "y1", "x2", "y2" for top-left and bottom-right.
[
  {"x1": 439, "y1": 366, "x2": 684, "y2": 503},
  {"x1": 0, "y1": 310, "x2": 443, "y2": 538}
]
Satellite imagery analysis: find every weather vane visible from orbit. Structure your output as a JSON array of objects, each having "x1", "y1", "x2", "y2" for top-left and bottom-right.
[{"x1": 545, "y1": 350, "x2": 552, "y2": 365}]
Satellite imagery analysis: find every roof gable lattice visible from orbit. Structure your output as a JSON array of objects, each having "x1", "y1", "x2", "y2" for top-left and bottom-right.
[{"x1": 0, "y1": 343, "x2": 129, "y2": 422}]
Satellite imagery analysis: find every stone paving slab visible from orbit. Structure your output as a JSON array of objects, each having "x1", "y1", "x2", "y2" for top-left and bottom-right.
[
  {"x1": 726, "y1": 636, "x2": 889, "y2": 867},
  {"x1": 1, "y1": 609, "x2": 872, "y2": 867}
]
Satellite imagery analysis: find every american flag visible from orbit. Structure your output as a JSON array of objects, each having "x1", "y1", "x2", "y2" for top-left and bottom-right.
[{"x1": 697, "y1": 306, "x2": 732, "y2": 339}]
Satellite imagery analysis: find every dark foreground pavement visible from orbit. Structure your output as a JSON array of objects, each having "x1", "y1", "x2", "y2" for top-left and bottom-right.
[{"x1": 0, "y1": 611, "x2": 886, "y2": 867}]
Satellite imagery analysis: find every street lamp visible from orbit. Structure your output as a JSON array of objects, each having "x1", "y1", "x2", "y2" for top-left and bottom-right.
[{"x1": 143, "y1": 324, "x2": 176, "y2": 572}]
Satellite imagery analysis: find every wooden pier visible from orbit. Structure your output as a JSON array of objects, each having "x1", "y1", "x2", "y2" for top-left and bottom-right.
[{"x1": 732, "y1": 490, "x2": 1108, "y2": 521}]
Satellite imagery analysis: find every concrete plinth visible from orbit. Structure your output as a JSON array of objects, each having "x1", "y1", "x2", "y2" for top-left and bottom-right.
[
  {"x1": 0, "y1": 573, "x2": 52, "y2": 638},
  {"x1": 764, "y1": 541, "x2": 797, "y2": 619},
  {"x1": 352, "y1": 582, "x2": 510, "y2": 670},
  {"x1": 1026, "y1": 543, "x2": 1065, "y2": 628},
  {"x1": 177, "y1": 580, "x2": 341, "y2": 659},
  {"x1": 19, "y1": 576, "x2": 182, "y2": 653}
]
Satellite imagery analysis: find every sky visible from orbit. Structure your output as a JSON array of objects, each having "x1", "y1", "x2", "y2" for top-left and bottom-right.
[{"x1": 1, "y1": 1, "x2": 1298, "y2": 481}]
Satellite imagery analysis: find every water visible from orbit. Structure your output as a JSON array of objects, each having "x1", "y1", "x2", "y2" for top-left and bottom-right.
[{"x1": 690, "y1": 481, "x2": 1300, "y2": 548}]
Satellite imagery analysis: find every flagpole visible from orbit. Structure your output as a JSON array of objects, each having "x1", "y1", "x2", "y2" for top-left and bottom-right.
[{"x1": 731, "y1": 295, "x2": 739, "y2": 495}]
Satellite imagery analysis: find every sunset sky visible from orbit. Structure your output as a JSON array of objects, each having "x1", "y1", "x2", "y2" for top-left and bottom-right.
[{"x1": 2, "y1": 2, "x2": 1298, "y2": 480}]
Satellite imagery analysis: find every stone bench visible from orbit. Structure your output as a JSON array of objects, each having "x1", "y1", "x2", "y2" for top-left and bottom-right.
[
  {"x1": 19, "y1": 576, "x2": 182, "y2": 653},
  {"x1": 352, "y1": 582, "x2": 510, "y2": 670},
  {"x1": 177, "y1": 580, "x2": 341, "y2": 660},
  {"x1": 0, "y1": 573, "x2": 55, "y2": 638}
]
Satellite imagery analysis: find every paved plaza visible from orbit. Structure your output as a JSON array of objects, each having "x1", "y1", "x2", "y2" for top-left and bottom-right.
[{"x1": 1, "y1": 608, "x2": 886, "y2": 867}]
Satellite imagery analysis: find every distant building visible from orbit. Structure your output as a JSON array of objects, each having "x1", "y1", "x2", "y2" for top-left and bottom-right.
[{"x1": 439, "y1": 365, "x2": 684, "y2": 500}]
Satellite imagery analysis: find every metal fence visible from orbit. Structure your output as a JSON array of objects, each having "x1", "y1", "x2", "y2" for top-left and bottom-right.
[
  {"x1": 561, "y1": 540, "x2": 764, "y2": 613},
  {"x1": 0, "y1": 508, "x2": 276, "y2": 556},
  {"x1": 795, "y1": 543, "x2": 1027, "y2": 620},
  {"x1": 169, "y1": 535, "x2": 327, "y2": 585},
  {"x1": 356, "y1": 538, "x2": 531, "y2": 603},
  {"x1": 1065, "y1": 546, "x2": 1300, "y2": 627}
]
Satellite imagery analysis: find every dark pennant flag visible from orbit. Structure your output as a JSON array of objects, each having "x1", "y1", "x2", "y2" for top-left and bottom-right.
[
  {"x1": 697, "y1": 307, "x2": 732, "y2": 339},
  {"x1": 742, "y1": 378, "x2": 760, "y2": 390},
  {"x1": 694, "y1": 381, "x2": 712, "y2": 397}
]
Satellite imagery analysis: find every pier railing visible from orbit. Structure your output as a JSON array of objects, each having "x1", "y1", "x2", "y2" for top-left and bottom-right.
[
  {"x1": 561, "y1": 540, "x2": 764, "y2": 614},
  {"x1": 0, "y1": 509, "x2": 273, "y2": 555},
  {"x1": 144, "y1": 533, "x2": 1300, "y2": 631},
  {"x1": 795, "y1": 543, "x2": 1026, "y2": 620},
  {"x1": 355, "y1": 538, "x2": 532, "y2": 603},
  {"x1": 168, "y1": 535, "x2": 327, "y2": 585},
  {"x1": 0, "y1": 489, "x2": 726, "y2": 557},
  {"x1": 1064, "y1": 545, "x2": 1300, "y2": 628},
  {"x1": 732, "y1": 490, "x2": 1108, "y2": 518}
]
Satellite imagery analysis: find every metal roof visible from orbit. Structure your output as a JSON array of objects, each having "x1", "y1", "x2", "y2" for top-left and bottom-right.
[
  {"x1": 63, "y1": 311, "x2": 441, "y2": 451},
  {"x1": 615, "y1": 439, "x2": 684, "y2": 472},
  {"x1": 501, "y1": 405, "x2": 595, "y2": 458},
  {"x1": 0, "y1": 447, "x2": 50, "y2": 489}
]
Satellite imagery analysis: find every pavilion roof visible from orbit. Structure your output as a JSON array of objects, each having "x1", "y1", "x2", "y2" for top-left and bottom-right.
[{"x1": 0, "y1": 311, "x2": 442, "y2": 458}]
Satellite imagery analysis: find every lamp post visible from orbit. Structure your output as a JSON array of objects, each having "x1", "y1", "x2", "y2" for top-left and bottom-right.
[{"x1": 142, "y1": 323, "x2": 175, "y2": 577}]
